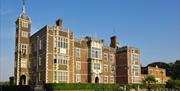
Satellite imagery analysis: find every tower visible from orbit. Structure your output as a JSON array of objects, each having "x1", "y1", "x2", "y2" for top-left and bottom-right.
[
  {"x1": 14, "y1": 0, "x2": 31, "y2": 85},
  {"x1": 116, "y1": 46, "x2": 141, "y2": 84}
]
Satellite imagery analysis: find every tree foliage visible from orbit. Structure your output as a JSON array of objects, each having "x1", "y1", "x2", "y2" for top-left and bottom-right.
[
  {"x1": 143, "y1": 75, "x2": 157, "y2": 91},
  {"x1": 144, "y1": 75, "x2": 157, "y2": 84},
  {"x1": 166, "y1": 80, "x2": 180, "y2": 89},
  {"x1": 172, "y1": 60, "x2": 180, "y2": 80}
]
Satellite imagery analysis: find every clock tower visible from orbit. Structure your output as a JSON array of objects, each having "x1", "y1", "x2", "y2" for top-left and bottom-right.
[{"x1": 14, "y1": 0, "x2": 31, "y2": 85}]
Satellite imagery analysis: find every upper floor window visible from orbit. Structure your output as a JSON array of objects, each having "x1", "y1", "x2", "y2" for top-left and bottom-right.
[
  {"x1": 132, "y1": 66, "x2": 140, "y2": 76},
  {"x1": 21, "y1": 58, "x2": 27, "y2": 68},
  {"x1": 54, "y1": 55, "x2": 68, "y2": 65},
  {"x1": 103, "y1": 53, "x2": 108, "y2": 61},
  {"x1": 104, "y1": 65, "x2": 108, "y2": 72},
  {"x1": 149, "y1": 70, "x2": 153, "y2": 74},
  {"x1": 94, "y1": 63, "x2": 100, "y2": 70},
  {"x1": 135, "y1": 71, "x2": 139, "y2": 76},
  {"x1": 109, "y1": 54, "x2": 114, "y2": 61},
  {"x1": 91, "y1": 47, "x2": 102, "y2": 59},
  {"x1": 75, "y1": 48, "x2": 80, "y2": 57},
  {"x1": 22, "y1": 21, "x2": 28, "y2": 28},
  {"x1": 76, "y1": 61, "x2": 81, "y2": 70},
  {"x1": 21, "y1": 31, "x2": 28, "y2": 38},
  {"x1": 56, "y1": 37, "x2": 68, "y2": 49},
  {"x1": 21, "y1": 44, "x2": 27, "y2": 56},
  {"x1": 132, "y1": 54, "x2": 139, "y2": 65},
  {"x1": 39, "y1": 40, "x2": 42, "y2": 50},
  {"x1": 59, "y1": 56, "x2": 68, "y2": 65},
  {"x1": 38, "y1": 56, "x2": 41, "y2": 66}
]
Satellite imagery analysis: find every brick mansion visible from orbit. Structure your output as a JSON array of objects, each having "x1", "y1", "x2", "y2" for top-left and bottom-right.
[{"x1": 14, "y1": 0, "x2": 169, "y2": 85}]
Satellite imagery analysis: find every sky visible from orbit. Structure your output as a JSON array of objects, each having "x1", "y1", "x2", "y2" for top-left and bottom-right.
[{"x1": 0, "y1": 0, "x2": 179, "y2": 81}]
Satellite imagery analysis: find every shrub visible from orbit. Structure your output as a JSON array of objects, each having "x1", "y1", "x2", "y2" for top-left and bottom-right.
[{"x1": 166, "y1": 80, "x2": 180, "y2": 89}]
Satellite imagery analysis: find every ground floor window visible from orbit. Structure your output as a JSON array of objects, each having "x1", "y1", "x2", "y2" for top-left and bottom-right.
[
  {"x1": 103, "y1": 76, "x2": 108, "y2": 83},
  {"x1": 76, "y1": 74, "x2": 81, "y2": 83},
  {"x1": 54, "y1": 71, "x2": 68, "y2": 82},
  {"x1": 110, "y1": 77, "x2": 114, "y2": 83}
]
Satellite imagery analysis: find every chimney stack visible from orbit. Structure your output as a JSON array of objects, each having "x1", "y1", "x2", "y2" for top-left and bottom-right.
[
  {"x1": 56, "y1": 19, "x2": 63, "y2": 27},
  {"x1": 110, "y1": 36, "x2": 120, "y2": 48},
  {"x1": 110, "y1": 36, "x2": 116, "y2": 48}
]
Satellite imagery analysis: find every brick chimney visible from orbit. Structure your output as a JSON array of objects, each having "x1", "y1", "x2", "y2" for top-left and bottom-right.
[
  {"x1": 110, "y1": 36, "x2": 117, "y2": 48},
  {"x1": 56, "y1": 19, "x2": 63, "y2": 27}
]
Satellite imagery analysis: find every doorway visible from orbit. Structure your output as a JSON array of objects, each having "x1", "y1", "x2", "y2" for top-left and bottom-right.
[
  {"x1": 20, "y1": 75, "x2": 26, "y2": 85},
  {"x1": 95, "y1": 77, "x2": 99, "y2": 83}
]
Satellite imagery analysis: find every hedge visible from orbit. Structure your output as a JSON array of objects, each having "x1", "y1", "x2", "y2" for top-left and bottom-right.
[
  {"x1": 45, "y1": 83, "x2": 166, "y2": 90},
  {"x1": 45, "y1": 83, "x2": 120, "y2": 90},
  {"x1": 0, "y1": 85, "x2": 30, "y2": 91},
  {"x1": 0, "y1": 83, "x2": 166, "y2": 91}
]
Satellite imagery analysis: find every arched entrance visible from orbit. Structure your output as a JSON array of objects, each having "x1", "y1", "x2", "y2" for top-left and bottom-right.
[
  {"x1": 20, "y1": 75, "x2": 26, "y2": 85},
  {"x1": 95, "y1": 77, "x2": 99, "y2": 83}
]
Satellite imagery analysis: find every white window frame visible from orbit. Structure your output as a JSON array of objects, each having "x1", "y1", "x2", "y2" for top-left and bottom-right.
[
  {"x1": 91, "y1": 47, "x2": 102, "y2": 60},
  {"x1": 21, "y1": 58, "x2": 27, "y2": 68},
  {"x1": 21, "y1": 44, "x2": 27, "y2": 56},
  {"x1": 57, "y1": 55, "x2": 68, "y2": 65},
  {"x1": 110, "y1": 76, "x2": 114, "y2": 83},
  {"x1": 38, "y1": 56, "x2": 41, "y2": 66},
  {"x1": 54, "y1": 71, "x2": 57, "y2": 81},
  {"x1": 109, "y1": 54, "x2": 114, "y2": 61},
  {"x1": 76, "y1": 61, "x2": 81, "y2": 70},
  {"x1": 104, "y1": 65, "x2": 108, "y2": 72},
  {"x1": 76, "y1": 74, "x2": 81, "y2": 83},
  {"x1": 57, "y1": 71, "x2": 68, "y2": 81},
  {"x1": 76, "y1": 48, "x2": 81, "y2": 57},
  {"x1": 39, "y1": 39, "x2": 42, "y2": 50},
  {"x1": 103, "y1": 76, "x2": 108, "y2": 83},
  {"x1": 103, "y1": 53, "x2": 108, "y2": 61},
  {"x1": 21, "y1": 31, "x2": 28, "y2": 38},
  {"x1": 57, "y1": 36, "x2": 68, "y2": 49},
  {"x1": 22, "y1": 21, "x2": 28, "y2": 28},
  {"x1": 94, "y1": 63, "x2": 100, "y2": 70}
]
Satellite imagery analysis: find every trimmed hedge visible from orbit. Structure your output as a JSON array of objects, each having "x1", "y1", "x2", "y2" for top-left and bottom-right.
[
  {"x1": 0, "y1": 85, "x2": 30, "y2": 91},
  {"x1": 45, "y1": 83, "x2": 121, "y2": 90},
  {"x1": 0, "y1": 83, "x2": 166, "y2": 91},
  {"x1": 45, "y1": 83, "x2": 166, "y2": 90}
]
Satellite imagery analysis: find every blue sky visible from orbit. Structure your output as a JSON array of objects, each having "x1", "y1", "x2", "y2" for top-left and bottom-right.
[{"x1": 0, "y1": 0, "x2": 179, "y2": 81}]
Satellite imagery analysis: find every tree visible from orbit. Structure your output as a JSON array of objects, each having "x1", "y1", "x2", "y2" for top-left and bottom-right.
[
  {"x1": 143, "y1": 75, "x2": 157, "y2": 91},
  {"x1": 172, "y1": 60, "x2": 180, "y2": 80},
  {"x1": 166, "y1": 80, "x2": 180, "y2": 90}
]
